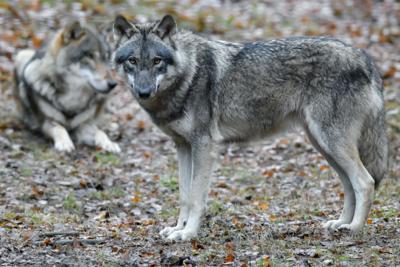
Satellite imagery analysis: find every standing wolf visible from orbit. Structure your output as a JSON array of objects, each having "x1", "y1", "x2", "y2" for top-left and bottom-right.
[
  {"x1": 14, "y1": 22, "x2": 120, "y2": 153},
  {"x1": 112, "y1": 15, "x2": 388, "y2": 241}
]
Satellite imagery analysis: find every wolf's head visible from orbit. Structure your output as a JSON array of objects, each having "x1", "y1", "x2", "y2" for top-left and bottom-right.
[
  {"x1": 51, "y1": 22, "x2": 117, "y2": 94},
  {"x1": 112, "y1": 15, "x2": 181, "y2": 100}
]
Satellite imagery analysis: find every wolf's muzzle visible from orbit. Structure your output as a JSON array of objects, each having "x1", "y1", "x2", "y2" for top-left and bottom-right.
[
  {"x1": 136, "y1": 85, "x2": 154, "y2": 99},
  {"x1": 107, "y1": 80, "x2": 117, "y2": 90}
]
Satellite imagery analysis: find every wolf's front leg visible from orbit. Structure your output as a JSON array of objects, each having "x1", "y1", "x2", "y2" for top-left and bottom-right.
[
  {"x1": 160, "y1": 141, "x2": 192, "y2": 237},
  {"x1": 42, "y1": 120, "x2": 75, "y2": 152},
  {"x1": 166, "y1": 137, "x2": 215, "y2": 241},
  {"x1": 75, "y1": 123, "x2": 120, "y2": 153}
]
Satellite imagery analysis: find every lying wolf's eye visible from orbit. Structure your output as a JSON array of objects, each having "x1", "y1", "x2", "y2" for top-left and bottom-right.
[
  {"x1": 153, "y1": 58, "x2": 161, "y2": 65},
  {"x1": 128, "y1": 57, "x2": 137, "y2": 65}
]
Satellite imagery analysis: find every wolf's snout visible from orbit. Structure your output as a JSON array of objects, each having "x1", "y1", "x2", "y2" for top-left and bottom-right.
[
  {"x1": 136, "y1": 86, "x2": 153, "y2": 99},
  {"x1": 107, "y1": 80, "x2": 117, "y2": 90}
]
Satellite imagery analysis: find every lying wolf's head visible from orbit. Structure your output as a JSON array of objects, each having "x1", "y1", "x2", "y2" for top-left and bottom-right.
[
  {"x1": 112, "y1": 15, "x2": 180, "y2": 100},
  {"x1": 52, "y1": 22, "x2": 117, "y2": 93}
]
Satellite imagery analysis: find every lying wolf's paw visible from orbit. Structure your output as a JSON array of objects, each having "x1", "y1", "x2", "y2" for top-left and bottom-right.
[
  {"x1": 166, "y1": 229, "x2": 196, "y2": 241},
  {"x1": 95, "y1": 131, "x2": 121, "y2": 153},
  {"x1": 160, "y1": 226, "x2": 184, "y2": 237},
  {"x1": 322, "y1": 219, "x2": 347, "y2": 230},
  {"x1": 54, "y1": 138, "x2": 75, "y2": 152},
  {"x1": 102, "y1": 141, "x2": 121, "y2": 153}
]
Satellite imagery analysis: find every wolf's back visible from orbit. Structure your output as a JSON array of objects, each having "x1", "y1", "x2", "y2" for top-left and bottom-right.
[{"x1": 14, "y1": 49, "x2": 43, "y2": 131}]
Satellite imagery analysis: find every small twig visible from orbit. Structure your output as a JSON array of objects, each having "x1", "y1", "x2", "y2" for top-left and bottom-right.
[
  {"x1": 38, "y1": 231, "x2": 80, "y2": 238},
  {"x1": 34, "y1": 238, "x2": 106, "y2": 246}
]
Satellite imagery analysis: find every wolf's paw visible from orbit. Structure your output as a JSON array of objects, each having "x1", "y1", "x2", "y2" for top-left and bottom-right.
[
  {"x1": 160, "y1": 226, "x2": 184, "y2": 237},
  {"x1": 102, "y1": 141, "x2": 121, "y2": 153},
  {"x1": 337, "y1": 223, "x2": 363, "y2": 233},
  {"x1": 95, "y1": 133, "x2": 121, "y2": 153},
  {"x1": 55, "y1": 138, "x2": 75, "y2": 152},
  {"x1": 323, "y1": 219, "x2": 347, "y2": 230},
  {"x1": 166, "y1": 229, "x2": 196, "y2": 241}
]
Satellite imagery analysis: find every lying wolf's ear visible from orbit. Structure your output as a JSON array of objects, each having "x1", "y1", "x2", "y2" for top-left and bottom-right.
[
  {"x1": 153, "y1": 15, "x2": 177, "y2": 40},
  {"x1": 63, "y1": 21, "x2": 85, "y2": 44},
  {"x1": 113, "y1": 15, "x2": 138, "y2": 40}
]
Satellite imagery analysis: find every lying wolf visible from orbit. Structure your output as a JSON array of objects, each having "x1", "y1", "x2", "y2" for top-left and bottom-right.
[
  {"x1": 14, "y1": 22, "x2": 120, "y2": 153},
  {"x1": 112, "y1": 15, "x2": 388, "y2": 241}
]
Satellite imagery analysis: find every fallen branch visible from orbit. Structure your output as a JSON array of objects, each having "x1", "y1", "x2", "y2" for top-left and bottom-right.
[
  {"x1": 38, "y1": 231, "x2": 80, "y2": 238},
  {"x1": 34, "y1": 238, "x2": 106, "y2": 246}
]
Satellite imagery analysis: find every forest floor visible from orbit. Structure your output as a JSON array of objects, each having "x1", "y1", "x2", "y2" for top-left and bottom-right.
[{"x1": 0, "y1": 0, "x2": 399, "y2": 266}]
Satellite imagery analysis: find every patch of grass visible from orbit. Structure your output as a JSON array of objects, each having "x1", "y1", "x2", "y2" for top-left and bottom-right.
[
  {"x1": 32, "y1": 149, "x2": 54, "y2": 161},
  {"x1": 337, "y1": 255, "x2": 350, "y2": 261},
  {"x1": 209, "y1": 201, "x2": 224, "y2": 216},
  {"x1": 19, "y1": 167, "x2": 33, "y2": 177},
  {"x1": 25, "y1": 210, "x2": 45, "y2": 225},
  {"x1": 63, "y1": 193, "x2": 80, "y2": 211},
  {"x1": 108, "y1": 186, "x2": 126, "y2": 198},
  {"x1": 88, "y1": 186, "x2": 126, "y2": 200},
  {"x1": 94, "y1": 152, "x2": 121, "y2": 166},
  {"x1": 159, "y1": 208, "x2": 178, "y2": 220},
  {"x1": 160, "y1": 175, "x2": 178, "y2": 192}
]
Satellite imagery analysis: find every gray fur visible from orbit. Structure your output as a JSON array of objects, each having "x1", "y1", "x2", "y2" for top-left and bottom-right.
[
  {"x1": 14, "y1": 22, "x2": 120, "y2": 153},
  {"x1": 112, "y1": 15, "x2": 388, "y2": 240}
]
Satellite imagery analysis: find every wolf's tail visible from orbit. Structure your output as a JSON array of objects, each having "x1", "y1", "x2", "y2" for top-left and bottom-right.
[{"x1": 358, "y1": 76, "x2": 388, "y2": 189}]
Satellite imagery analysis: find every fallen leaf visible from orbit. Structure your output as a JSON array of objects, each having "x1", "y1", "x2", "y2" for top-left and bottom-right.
[{"x1": 137, "y1": 120, "x2": 145, "y2": 131}]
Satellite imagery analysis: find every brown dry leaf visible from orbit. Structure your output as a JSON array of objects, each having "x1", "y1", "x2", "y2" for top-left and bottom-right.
[
  {"x1": 191, "y1": 239, "x2": 204, "y2": 250},
  {"x1": 367, "y1": 218, "x2": 373, "y2": 225},
  {"x1": 269, "y1": 214, "x2": 277, "y2": 222},
  {"x1": 93, "y1": 4, "x2": 105, "y2": 15},
  {"x1": 43, "y1": 238, "x2": 52, "y2": 246},
  {"x1": 79, "y1": 179, "x2": 88, "y2": 188},
  {"x1": 297, "y1": 170, "x2": 307, "y2": 177},
  {"x1": 30, "y1": 0, "x2": 41, "y2": 12},
  {"x1": 224, "y1": 253, "x2": 235, "y2": 264},
  {"x1": 125, "y1": 113, "x2": 134, "y2": 121},
  {"x1": 339, "y1": 192, "x2": 345, "y2": 200},
  {"x1": 319, "y1": 165, "x2": 330, "y2": 171},
  {"x1": 383, "y1": 65, "x2": 396, "y2": 79},
  {"x1": 143, "y1": 151, "x2": 152, "y2": 158},
  {"x1": 31, "y1": 186, "x2": 44, "y2": 199},
  {"x1": 22, "y1": 230, "x2": 33, "y2": 241},
  {"x1": 258, "y1": 202, "x2": 269, "y2": 211},
  {"x1": 141, "y1": 219, "x2": 155, "y2": 226},
  {"x1": 140, "y1": 251, "x2": 155, "y2": 257},
  {"x1": 137, "y1": 120, "x2": 145, "y2": 131},
  {"x1": 262, "y1": 255, "x2": 271, "y2": 267},
  {"x1": 32, "y1": 35, "x2": 43, "y2": 49},
  {"x1": 131, "y1": 194, "x2": 140, "y2": 203},
  {"x1": 262, "y1": 170, "x2": 274, "y2": 177}
]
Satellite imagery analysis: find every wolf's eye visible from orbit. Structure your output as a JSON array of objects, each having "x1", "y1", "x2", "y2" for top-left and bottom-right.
[
  {"x1": 153, "y1": 58, "x2": 161, "y2": 65},
  {"x1": 128, "y1": 57, "x2": 137, "y2": 65}
]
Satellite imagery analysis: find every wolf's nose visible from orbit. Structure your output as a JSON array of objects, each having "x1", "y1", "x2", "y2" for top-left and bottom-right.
[
  {"x1": 138, "y1": 91, "x2": 151, "y2": 99},
  {"x1": 107, "y1": 80, "x2": 117, "y2": 90}
]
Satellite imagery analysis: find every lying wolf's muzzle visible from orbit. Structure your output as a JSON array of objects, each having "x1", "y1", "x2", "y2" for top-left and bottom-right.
[{"x1": 107, "y1": 80, "x2": 118, "y2": 90}]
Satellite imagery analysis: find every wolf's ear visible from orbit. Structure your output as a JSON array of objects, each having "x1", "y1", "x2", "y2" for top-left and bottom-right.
[
  {"x1": 63, "y1": 21, "x2": 85, "y2": 44},
  {"x1": 153, "y1": 15, "x2": 177, "y2": 40},
  {"x1": 113, "y1": 15, "x2": 138, "y2": 40}
]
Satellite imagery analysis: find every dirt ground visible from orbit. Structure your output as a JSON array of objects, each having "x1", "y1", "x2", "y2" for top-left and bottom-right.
[{"x1": 0, "y1": 1, "x2": 399, "y2": 266}]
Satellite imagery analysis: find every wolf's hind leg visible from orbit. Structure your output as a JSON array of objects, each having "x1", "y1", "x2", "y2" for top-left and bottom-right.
[
  {"x1": 75, "y1": 123, "x2": 120, "y2": 153},
  {"x1": 304, "y1": 117, "x2": 374, "y2": 233},
  {"x1": 160, "y1": 141, "x2": 192, "y2": 237},
  {"x1": 305, "y1": 126, "x2": 355, "y2": 229},
  {"x1": 42, "y1": 120, "x2": 75, "y2": 152}
]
